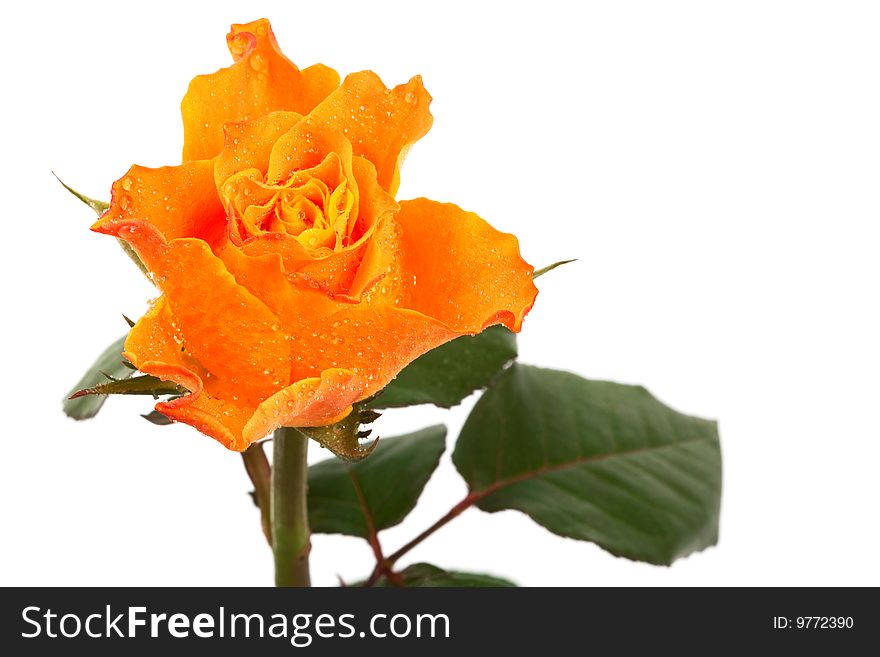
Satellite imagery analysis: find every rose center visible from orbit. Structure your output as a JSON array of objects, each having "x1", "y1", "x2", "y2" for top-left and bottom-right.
[{"x1": 221, "y1": 158, "x2": 359, "y2": 252}]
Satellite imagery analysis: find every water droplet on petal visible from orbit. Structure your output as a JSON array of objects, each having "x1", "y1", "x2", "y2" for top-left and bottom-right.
[
  {"x1": 250, "y1": 53, "x2": 267, "y2": 72},
  {"x1": 404, "y1": 91, "x2": 417, "y2": 104},
  {"x1": 121, "y1": 178, "x2": 133, "y2": 191}
]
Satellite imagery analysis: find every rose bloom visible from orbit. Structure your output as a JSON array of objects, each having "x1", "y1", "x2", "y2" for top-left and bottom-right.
[{"x1": 94, "y1": 19, "x2": 537, "y2": 451}]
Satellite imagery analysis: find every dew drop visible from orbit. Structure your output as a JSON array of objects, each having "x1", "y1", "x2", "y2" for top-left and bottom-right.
[
  {"x1": 121, "y1": 178, "x2": 133, "y2": 191},
  {"x1": 250, "y1": 53, "x2": 267, "y2": 72},
  {"x1": 404, "y1": 91, "x2": 417, "y2": 104},
  {"x1": 229, "y1": 37, "x2": 246, "y2": 59}
]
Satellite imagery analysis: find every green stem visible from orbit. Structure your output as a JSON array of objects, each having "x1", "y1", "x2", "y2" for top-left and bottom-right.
[
  {"x1": 271, "y1": 427, "x2": 311, "y2": 587},
  {"x1": 241, "y1": 443, "x2": 272, "y2": 546}
]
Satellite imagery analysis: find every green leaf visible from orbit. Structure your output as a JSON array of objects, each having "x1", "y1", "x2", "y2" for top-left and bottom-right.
[
  {"x1": 69, "y1": 374, "x2": 188, "y2": 400},
  {"x1": 368, "y1": 325, "x2": 517, "y2": 409},
  {"x1": 141, "y1": 410, "x2": 174, "y2": 425},
  {"x1": 55, "y1": 173, "x2": 150, "y2": 278},
  {"x1": 533, "y1": 258, "x2": 576, "y2": 279},
  {"x1": 452, "y1": 364, "x2": 722, "y2": 565},
  {"x1": 53, "y1": 172, "x2": 109, "y2": 214},
  {"x1": 370, "y1": 563, "x2": 516, "y2": 587},
  {"x1": 63, "y1": 335, "x2": 131, "y2": 420},
  {"x1": 308, "y1": 425, "x2": 446, "y2": 538}
]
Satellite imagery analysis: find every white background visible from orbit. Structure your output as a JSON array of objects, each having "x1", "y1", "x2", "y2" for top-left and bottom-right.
[{"x1": 2, "y1": 0, "x2": 878, "y2": 586}]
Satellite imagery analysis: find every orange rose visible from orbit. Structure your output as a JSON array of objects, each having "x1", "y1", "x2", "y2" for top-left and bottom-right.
[{"x1": 93, "y1": 19, "x2": 537, "y2": 452}]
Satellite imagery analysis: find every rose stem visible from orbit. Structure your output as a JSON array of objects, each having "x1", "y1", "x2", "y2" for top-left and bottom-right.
[
  {"x1": 241, "y1": 442, "x2": 272, "y2": 545},
  {"x1": 271, "y1": 427, "x2": 311, "y2": 587}
]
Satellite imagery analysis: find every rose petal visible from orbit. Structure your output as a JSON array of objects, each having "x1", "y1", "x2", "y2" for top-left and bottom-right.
[
  {"x1": 214, "y1": 111, "x2": 302, "y2": 188},
  {"x1": 244, "y1": 368, "x2": 363, "y2": 441},
  {"x1": 124, "y1": 297, "x2": 256, "y2": 450},
  {"x1": 395, "y1": 198, "x2": 538, "y2": 332},
  {"x1": 213, "y1": 241, "x2": 460, "y2": 386},
  {"x1": 347, "y1": 214, "x2": 401, "y2": 300},
  {"x1": 124, "y1": 260, "x2": 462, "y2": 449},
  {"x1": 307, "y1": 71, "x2": 433, "y2": 194},
  {"x1": 101, "y1": 217, "x2": 290, "y2": 403},
  {"x1": 181, "y1": 19, "x2": 339, "y2": 162},
  {"x1": 283, "y1": 305, "x2": 459, "y2": 399},
  {"x1": 349, "y1": 155, "x2": 398, "y2": 240},
  {"x1": 266, "y1": 118, "x2": 354, "y2": 185},
  {"x1": 93, "y1": 161, "x2": 225, "y2": 245},
  {"x1": 123, "y1": 296, "x2": 206, "y2": 393}
]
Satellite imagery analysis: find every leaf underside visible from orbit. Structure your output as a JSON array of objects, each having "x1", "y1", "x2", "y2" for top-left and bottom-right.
[
  {"x1": 369, "y1": 325, "x2": 517, "y2": 409},
  {"x1": 63, "y1": 335, "x2": 131, "y2": 420},
  {"x1": 69, "y1": 374, "x2": 188, "y2": 400}
]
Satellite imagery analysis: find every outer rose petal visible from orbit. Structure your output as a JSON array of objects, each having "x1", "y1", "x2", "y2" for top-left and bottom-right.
[
  {"x1": 307, "y1": 71, "x2": 433, "y2": 194},
  {"x1": 93, "y1": 161, "x2": 225, "y2": 245},
  {"x1": 182, "y1": 19, "x2": 339, "y2": 162},
  {"x1": 124, "y1": 297, "x2": 256, "y2": 450},
  {"x1": 396, "y1": 198, "x2": 538, "y2": 332},
  {"x1": 244, "y1": 369, "x2": 363, "y2": 442},
  {"x1": 213, "y1": 239, "x2": 461, "y2": 383},
  {"x1": 125, "y1": 239, "x2": 466, "y2": 450},
  {"x1": 97, "y1": 216, "x2": 290, "y2": 404},
  {"x1": 125, "y1": 298, "x2": 363, "y2": 450}
]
